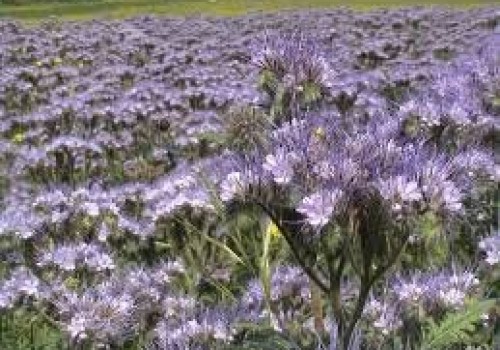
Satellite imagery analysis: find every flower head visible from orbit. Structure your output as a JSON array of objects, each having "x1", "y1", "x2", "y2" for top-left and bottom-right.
[{"x1": 297, "y1": 189, "x2": 343, "y2": 229}]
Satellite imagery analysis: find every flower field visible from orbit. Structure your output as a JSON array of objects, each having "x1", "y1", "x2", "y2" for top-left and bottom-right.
[{"x1": 0, "y1": 6, "x2": 499, "y2": 350}]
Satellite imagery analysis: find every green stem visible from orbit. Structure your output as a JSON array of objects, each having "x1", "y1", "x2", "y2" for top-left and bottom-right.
[
  {"x1": 255, "y1": 201, "x2": 330, "y2": 293},
  {"x1": 343, "y1": 233, "x2": 410, "y2": 348},
  {"x1": 310, "y1": 278, "x2": 325, "y2": 334},
  {"x1": 329, "y1": 254, "x2": 346, "y2": 344}
]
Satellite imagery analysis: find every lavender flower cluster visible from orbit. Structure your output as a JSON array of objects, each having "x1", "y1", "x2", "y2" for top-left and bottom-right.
[
  {"x1": 365, "y1": 268, "x2": 480, "y2": 335},
  {"x1": 0, "y1": 6, "x2": 498, "y2": 349}
]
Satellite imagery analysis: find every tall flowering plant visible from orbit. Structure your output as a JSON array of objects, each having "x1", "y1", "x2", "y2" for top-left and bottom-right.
[{"x1": 215, "y1": 32, "x2": 499, "y2": 348}]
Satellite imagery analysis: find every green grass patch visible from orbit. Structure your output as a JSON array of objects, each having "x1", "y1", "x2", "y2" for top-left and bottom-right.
[{"x1": 0, "y1": 0, "x2": 498, "y2": 22}]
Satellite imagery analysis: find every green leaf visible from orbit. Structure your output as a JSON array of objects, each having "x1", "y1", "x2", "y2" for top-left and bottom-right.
[
  {"x1": 421, "y1": 299, "x2": 495, "y2": 349},
  {"x1": 226, "y1": 326, "x2": 302, "y2": 350},
  {"x1": 181, "y1": 218, "x2": 245, "y2": 266},
  {"x1": 259, "y1": 70, "x2": 279, "y2": 94},
  {"x1": 302, "y1": 82, "x2": 321, "y2": 105}
]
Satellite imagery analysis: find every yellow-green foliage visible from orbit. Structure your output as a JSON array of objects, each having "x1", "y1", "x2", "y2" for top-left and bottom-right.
[
  {"x1": 0, "y1": 0, "x2": 497, "y2": 22},
  {"x1": 421, "y1": 299, "x2": 496, "y2": 349}
]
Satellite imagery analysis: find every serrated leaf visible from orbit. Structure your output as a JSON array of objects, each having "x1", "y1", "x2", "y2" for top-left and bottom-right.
[{"x1": 421, "y1": 299, "x2": 495, "y2": 349}]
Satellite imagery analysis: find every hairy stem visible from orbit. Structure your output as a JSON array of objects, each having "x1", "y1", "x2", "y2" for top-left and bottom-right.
[
  {"x1": 255, "y1": 200, "x2": 330, "y2": 293},
  {"x1": 329, "y1": 254, "x2": 346, "y2": 346},
  {"x1": 310, "y1": 278, "x2": 325, "y2": 334}
]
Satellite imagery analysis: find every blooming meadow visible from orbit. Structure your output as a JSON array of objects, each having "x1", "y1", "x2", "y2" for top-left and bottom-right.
[{"x1": 0, "y1": 6, "x2": 499, "y2": 350}]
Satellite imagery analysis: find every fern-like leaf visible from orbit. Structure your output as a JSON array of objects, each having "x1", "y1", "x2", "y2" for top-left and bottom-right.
[{"x1": 421, "y1": 299, "x2": 494, "y2": 349}]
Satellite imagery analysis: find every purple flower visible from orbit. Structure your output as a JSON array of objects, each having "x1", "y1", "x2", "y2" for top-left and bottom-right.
[
  {"x1": 393, "y1": 273, "x2": 427, "y2": 305},
  {"x1": 479, "y1": 231, "x2": 500, "y2": 266},
  {"x1": 364, "y1": 296, "x2": 402, "y2": 336},
  {"x1": 0, "y1": 267, "x2": 42, "y2": 309},
  {"x1": 297, "y1": 189, "x2": 343, "y2": 228},
  {"x1": 252, "y1": 31, "x2": 331, "y2": 85},
  {"x1": 219, "y1": 169, "x2": 260, "y2": 203},
  {"x1": 377, "y1": 175, "x2": 422, "y2": 214},
  {"x1": 242, "y1": 264, "x2": 310, "y2": 308},
  {"x1": 390, "y1": 267, "x2": 480, "y2": 312},
  {"x1": 262, "y1": 148, "x2": 297, "y2": 184},
  {"x1": 429, "y1": 268, "x2": 479, "y2": 309},
  {"x1": 37, "y1": 243, "x2": 115, "y2": 272},
  {"x1": 419, "y1": 159, "x2": 465, "y2": 214},
  {"x1": 55, "y1": 286, "x2": 135, "y2": 344}
]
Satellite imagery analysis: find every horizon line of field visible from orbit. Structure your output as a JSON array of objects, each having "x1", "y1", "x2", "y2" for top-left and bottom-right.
[{"x1": 0, "y1": 0, "x2": 498, "y2": 22}]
